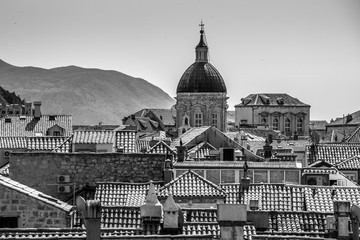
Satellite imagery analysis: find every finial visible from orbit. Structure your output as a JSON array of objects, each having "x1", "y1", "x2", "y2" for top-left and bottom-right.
[{"x1": 199, "y1": 20, "x2": 205, "y2": 34}]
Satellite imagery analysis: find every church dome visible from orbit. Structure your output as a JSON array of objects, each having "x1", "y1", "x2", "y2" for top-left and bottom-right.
[
  {"x1": 177, "y1": 62, "x2": 226, "y2": 93},
  {"x1": 176, "y1": 23, "x2": 226, "y2": 93}
]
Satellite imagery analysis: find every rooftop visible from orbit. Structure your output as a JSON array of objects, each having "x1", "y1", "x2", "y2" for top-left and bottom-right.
[{"x1": 235, "y1": 93, "x2": 310, "y2": 107}]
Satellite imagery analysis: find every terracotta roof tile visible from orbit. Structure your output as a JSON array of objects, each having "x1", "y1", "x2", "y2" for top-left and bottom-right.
[
  {"x1": 115, "y1": 130, "x2": 136, "y2": 153},
  {"x1": 158, "y1": 170, "x2": 226, "y2": 198},
  {"x1": 147, "y1": 140, "x2": 175, "y2": 154},
  {"x1": 0, "y1": 174, "x2": 73, "y2": 212},
  {"x1": 266, "y1": 212, "x2": 327, "y2": 237},
  {"x1": 0, "y1": 163, "x2": 9, "y2": 177},
  {"x1": 306, "y1": 143, "x2": 360, "y2": 165},
  {"x1": 346, "y1": 126, "x2": 360, "y2": 143},
  {"x1": 101, "y1": 206, "x2": 141, "y2": 229},
  {"x1": 0, "y1": 228, "x2": 138, "y2": 239},
  {"x1": 175, "y1": 161, "x2": 300, "y2": 169},
  {"x1": 27, "y1": 136, "x2": 71, "y2": 152},
  {"x1": 73, "y1": 130, "x2": 115, "y2": 144},
  {"x1": 0, "y1": 115, "x2": 72, "y2": 137},
  {"x1": 95, "y1": 182, "x2": 162, "y2": 206},
  {"x1": 336, "y1": 155, "x2": 360, "y2": 170},
  {"x1": 0, "y1": 136, "x2": 27, "y2": 148},
  {"x1": 171, "y1": 126, "x2": 211, "y2": 148},
  {"x1": 188, "y1": 142, "x2": 216, "y2": 160}
]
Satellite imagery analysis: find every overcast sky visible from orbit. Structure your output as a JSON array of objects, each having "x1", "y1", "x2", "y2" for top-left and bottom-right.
[{"x1": 1, "y1": 0, "x2": 359, "y2": 121}]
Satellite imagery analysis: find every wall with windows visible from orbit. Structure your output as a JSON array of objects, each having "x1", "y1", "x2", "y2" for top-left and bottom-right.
[
  {"x1": 235, "y1": 106, "x2": 310, "y2": 136},
  {"x1": 175, "y1": 168, "x2": 301, "y2": 185},
  {"x1": 175, "y1": 92, "x2": 228, "y2": 135}
]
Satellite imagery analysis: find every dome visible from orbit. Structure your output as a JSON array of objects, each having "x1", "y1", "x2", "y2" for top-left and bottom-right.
[{"x1": 176, "y1": 62, "x2": 227, "y2": 93}]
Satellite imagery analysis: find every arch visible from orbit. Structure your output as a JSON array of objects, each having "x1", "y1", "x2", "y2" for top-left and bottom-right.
[
  {"x1": 273, "y1": 118, "x2": 279, "y2": 131},
  {"x1": 285, "y1": 118, "x2": 291, "y2": 133}
]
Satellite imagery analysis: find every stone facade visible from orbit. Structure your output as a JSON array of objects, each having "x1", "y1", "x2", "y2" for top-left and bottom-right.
[
  {"x1": 9, "y1": 152, "x2": 166, "y2": 200},
  {"x1": 0, "y1": 185, "x2": 69, "y2": 228},
  {"x1": 175, "y1": 93, "x2": 228, "y2": 134},
  {"x1": 236, "y1": 105, "x2": 310, "y2": 136}
]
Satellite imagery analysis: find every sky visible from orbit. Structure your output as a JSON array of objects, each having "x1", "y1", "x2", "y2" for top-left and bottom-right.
[{"x1": 1, "y1": 0, "x2": 360, "y2": 121}]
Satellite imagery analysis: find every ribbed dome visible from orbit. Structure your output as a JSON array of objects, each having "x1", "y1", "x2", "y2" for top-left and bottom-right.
[{"x1": 177, "y1": 62, "x2": 227, "y2": 93}]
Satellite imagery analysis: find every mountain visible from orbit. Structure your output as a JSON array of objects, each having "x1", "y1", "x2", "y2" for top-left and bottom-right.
[{"x1": 0, "y1": 59, "x2": 175, "y2": 124}]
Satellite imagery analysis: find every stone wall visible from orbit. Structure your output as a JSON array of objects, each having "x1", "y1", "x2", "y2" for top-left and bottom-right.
[
  {"x1": 0, "y1": 185, "x2": 69, "y2": 228},
  {"x1": 10, "y1": 152, "x2": 166, "y2": 200}
]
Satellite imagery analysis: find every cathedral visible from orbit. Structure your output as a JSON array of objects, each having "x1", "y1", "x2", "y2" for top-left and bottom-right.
[{"x1": 175, "y1": 23, "x2": 228, "y2": 135}]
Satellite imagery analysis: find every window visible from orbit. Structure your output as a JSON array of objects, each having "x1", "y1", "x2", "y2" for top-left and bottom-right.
[
  {"x1": 285, "y1": 118, "x2": 291, "y2": 132},
  {"x1": 0, "y1": 217, "x2": 18, "y2": 228},
  {"x1": 272, "y1": 118, "x2": 279, "y2": 130},
  {"x1": 221, "y1": 170, "x2": 235, "y2": 183},
  {"x1": 261, "y1": 118, "x2": 267, "y2": 125},
  {"x1": 254, "y1": 170, "x2": 268, "y2": 183},
  {"x1": 206, "y1": 170, "x2": 220, "y2": 184},
  {"x1": 212, "y1": 113, "x2": 218, "y2": 128},
  {"x1": 195, "y1": 113, "x2": 202, "y2": 127},
  {"x1": 297, "y1": 119, "x2": 303, "y2": 133},
  {"x1": 184, "y1": 117, "x2": 189, "y2": 125},
  {"x1": 285, "y1": 170, "x2": 300, "y2": 184},
  {"x1": 270, "y1": 170, "x2": 284, "y2": 183},
  {"x1": 53, "y1": 131, "x2": 61, "y2": 136}
]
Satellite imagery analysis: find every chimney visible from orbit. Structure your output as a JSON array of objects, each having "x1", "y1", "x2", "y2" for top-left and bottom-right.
[
  {"x1": 164, "y1": 159, "x2": 174, "y2": 185},
  {"x1": 293, "y1": 131, "x2": 298, "y2": 140},
  {"x1": 140, "y1": 181, "x2": 163, "y2": 235},
  {"x1": 162, "y1": 194, "x2": 184, "y2": 234},
  {"x1": 333, "y1": 201, "x2": 351, "y2": 239},
  {"x1": 33, "y1": 101, "x2": 41, "y2": 119},
  {"x1": 263, "y1": 138, "x2": 272, "y2": 159},
  {"x1": 76, "y1": 197, "x2": 101, "y2": 240},
  {"x1": 176, "y1": 140, "x2": 187, "y2": 162},
  {"x1": 217, "y1": 204, "x2": 247, "y2": 240}
]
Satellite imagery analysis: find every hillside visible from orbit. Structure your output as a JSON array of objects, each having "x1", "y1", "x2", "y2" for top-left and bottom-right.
[{"x1": 0, "y1": 59, "x2": 175, "y2": 124}]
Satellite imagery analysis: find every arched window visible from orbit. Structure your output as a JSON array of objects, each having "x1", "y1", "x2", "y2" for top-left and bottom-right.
[
  {"x1": 273, "y1": 118, "x2": 279, "y2": 130},
  {"x1": 297, "y1": 118, "x2": 303, "y2": 133},
  {"x1": 285, "y1": 118, "x2": 291, "y2": 133},
  {"x1": 184, "y1": 117, "x2": 189, "y2": 125}
]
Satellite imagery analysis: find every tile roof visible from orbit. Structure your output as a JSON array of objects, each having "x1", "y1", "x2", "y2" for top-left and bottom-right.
[
  {"x1": 27, "y1": 136, "x2": 71, "y2": 152},
  {"x1": 306, "y1": 143, "x2": 360, "y2": 165},
  {"x1": 0, "y1": 136, "x2": 71, "y2": 152},
  {"x1": 147, "y1": 140, "x2": 175, "y2": 154},
  {"x1": 335, "y1": 155, "x2": 360, "y2": 170},
  {"x1": 0, "y1": 136, "x2": 27, "y2": 148},
  {"x1": 101, "y1": 206, "x2": 141, "y2": 229},
  {"x1": 147, "y1": 109, "x2": 176, "y2": 126},
  {"x1": 188, "y1": 142, "x2": 216, "y2": 160},
  {"x1": 265, "y1": 211, "x2": 328, "y2": 237},
  {"x1": 123, "y1": 117, "x2": 162, "y2": 133},
  {"x1": 0, "y1": 115, "x2": 72, "y2": 137},
  {"x1": 171, "y1": 126, "x2": 211, "y2": 148},
  {"x1": 158, "y1": 170, "x2": 226, "y2": 198},
  {"x1": 346, "y1": 126, "x2": 360, "y2": 143},
  {"x1": 181, "y1": 208, "x2": 255, "y2": 239},
  {"x1": 115, "y1": 130, "x2": 136, "y2": 153},
  {"x1": 95, "y1": 181, "x2": 163, "y2": 207},
  {"x1": 72, "y1": 130, "x2": 115, "y2": 144},
  {"x1": 222, "y1": 183, "x2": 360, "y2": 214},
  {"x1": 175, "y1": 161, "x2": 300, "y2": 169},
  {"x1": 0, "y1": 228, "x2": 138, "y2": 239},
  {"x1": 310, "y1": 120, "x2": 328, "y2": 131},
  {"x1": 235, "y1": 93, "x2": 309, "y2": 107},
  {"x1": 0, "y1": 174, "x2": 73, "y2": 212},
  {"x1": 327, "y1": 110, "x2": 360, "y2": 126},
  {"x1": 0, "y1": 163, "x2": 9, "y2": 177}
]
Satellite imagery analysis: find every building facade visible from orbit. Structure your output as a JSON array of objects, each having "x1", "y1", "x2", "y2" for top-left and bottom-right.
[
  {"x1": 175, "y1": 23, "x2": 228, "y2": 135},
  {"x1": 235, "y1": 93, "x2": 311, "y2": 136}
]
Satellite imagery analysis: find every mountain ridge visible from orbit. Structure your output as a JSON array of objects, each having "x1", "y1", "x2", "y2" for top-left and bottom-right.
[{"x1": 0, "y1": 59, "x2": 175, "y2": 125}]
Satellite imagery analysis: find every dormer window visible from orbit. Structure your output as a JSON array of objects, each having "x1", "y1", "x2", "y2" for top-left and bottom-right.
[{"x1": 276, "y1": 97, "x2": 284, "y2": 105}]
